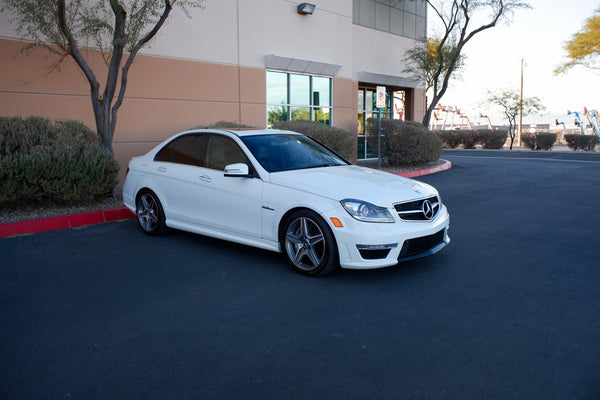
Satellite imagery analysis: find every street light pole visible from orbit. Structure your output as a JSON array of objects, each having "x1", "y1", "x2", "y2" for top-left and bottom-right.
[{"x1": 518, "y1": 58, "x2": 524, "y2": 147}]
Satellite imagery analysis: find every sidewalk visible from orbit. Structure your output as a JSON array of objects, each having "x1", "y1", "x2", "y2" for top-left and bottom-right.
[{"x1": 0, "y1": 160, "x2": 452, "y2": 238}]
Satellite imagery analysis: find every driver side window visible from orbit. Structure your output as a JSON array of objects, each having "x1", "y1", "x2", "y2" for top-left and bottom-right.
[{"x1": 205, "y1": 135, "x2": 248, "y2": 171}]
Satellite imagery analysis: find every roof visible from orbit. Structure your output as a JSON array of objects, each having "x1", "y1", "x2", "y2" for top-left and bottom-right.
[{"x1": 186, "y1": 128, "x2": 302, "y2": 137}]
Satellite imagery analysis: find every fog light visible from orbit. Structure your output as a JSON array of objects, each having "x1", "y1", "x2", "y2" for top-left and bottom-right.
[{"x1": 356, "y1": 243, "x2": 397, "y2": 260}]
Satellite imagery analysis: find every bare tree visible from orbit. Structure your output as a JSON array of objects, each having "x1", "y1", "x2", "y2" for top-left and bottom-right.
[
  {"x1": 413, "y1": 0, "x2": 530, "y2": 127},
  {"x1": 486, "y1": 89, "x2": 544, "y2": 150},
  {"x1": 2, "y1": 0, "x2": 205, "y2": 153}
]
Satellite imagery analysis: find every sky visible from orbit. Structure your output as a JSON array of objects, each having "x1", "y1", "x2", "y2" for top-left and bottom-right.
[{"x1": 428, "y1": 0, "x2": 600, "y2": 128}]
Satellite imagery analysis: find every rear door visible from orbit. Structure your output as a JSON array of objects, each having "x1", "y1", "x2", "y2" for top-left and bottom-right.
[{"x1": 151, "y1": 133, "x2": 206, "y2": 224}]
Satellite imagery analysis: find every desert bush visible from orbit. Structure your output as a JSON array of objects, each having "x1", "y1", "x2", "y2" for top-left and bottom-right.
[
  {"x1": 564, "y1": 134, "x2": 599, "y2": 151},
  {"x1": 272, "y1": 120, "x2": 355, "y2": 161},
  {"x1": 435, "y1": 130, "x2": 483, "y2": 149},
  {"x1": 435, "y1": 130, "x2": 462, "y2": 148},
  {"x1": 522, "y1": 132, "x2": 557, "y2": 150},
  {"x1": 478, "y1": 129, "x2": 507, "y2": 149},
  {"x1": 535, "y1": 132, "x2": 557, "y2": 150},
  {"x1": 0, "y1": 116, "x2": 119, "y2": 205},
  {"x1": 457, "y1": 130, "x2": 479, "y2": 149},
  {"x1": 368, "y1": 119, "x2": 442, "y2": 166}
]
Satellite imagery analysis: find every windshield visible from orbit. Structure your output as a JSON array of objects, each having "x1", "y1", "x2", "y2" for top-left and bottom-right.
[{"x1": 241, "y1": 134, "x2": 349, "y2": 173}]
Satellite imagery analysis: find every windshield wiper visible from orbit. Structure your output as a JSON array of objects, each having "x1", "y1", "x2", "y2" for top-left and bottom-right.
[{"x1": 305, "y1": 163, "x2": 333, "y2": 169}]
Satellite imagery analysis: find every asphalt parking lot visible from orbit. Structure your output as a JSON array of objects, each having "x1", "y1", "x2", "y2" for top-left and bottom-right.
[{"x1": 2, "y1": 149, "x2": 600, "y2": 399}]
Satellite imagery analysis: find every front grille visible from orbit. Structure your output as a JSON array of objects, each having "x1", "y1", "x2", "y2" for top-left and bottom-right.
[
  {"x1": 398, "y1": 229, "x2": 445, "y2": 259},
  {"x1": 394, "y1": 196, "x2": 440, "y2": 221}
]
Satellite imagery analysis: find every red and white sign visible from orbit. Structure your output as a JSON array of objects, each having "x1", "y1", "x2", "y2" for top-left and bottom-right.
[{"x1": 376, "y1": 86, "x2": 386, "y2": 109}]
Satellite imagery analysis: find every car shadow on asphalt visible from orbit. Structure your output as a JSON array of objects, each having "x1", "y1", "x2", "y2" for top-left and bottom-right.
[{"x1": 167, "y1": 227, "x2": 447, "y2": 282}]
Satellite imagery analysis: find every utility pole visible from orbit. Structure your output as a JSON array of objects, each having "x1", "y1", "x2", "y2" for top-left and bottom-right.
[{"x1": 518, "y1": 58, "x2": 524, "y2": 147}]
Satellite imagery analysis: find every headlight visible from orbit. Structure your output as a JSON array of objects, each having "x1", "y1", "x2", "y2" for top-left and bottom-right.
[{"x1": 341, "y1": 199, "x2": 395, "y2": 223}]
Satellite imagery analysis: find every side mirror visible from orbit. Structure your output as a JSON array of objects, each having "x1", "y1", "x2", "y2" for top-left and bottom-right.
[{"x1": 224, "y1": 163, "x2": 250, "y2": 177}]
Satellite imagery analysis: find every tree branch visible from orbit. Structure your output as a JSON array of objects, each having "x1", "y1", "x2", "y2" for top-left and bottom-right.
[
  {"x1": 103, "y1": 0, "x2": 127, "y2": 107},
  {"x1": 110, "y1": 0, "x2": 174, "y2": 137},
  {"x1": 57, "y1": 0, "x2": 100, "y2": 98}
]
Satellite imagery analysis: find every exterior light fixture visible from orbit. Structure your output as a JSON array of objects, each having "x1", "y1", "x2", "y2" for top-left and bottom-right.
[{"x1": 297, "y1": 3, "x2": 316, "y2": 15}]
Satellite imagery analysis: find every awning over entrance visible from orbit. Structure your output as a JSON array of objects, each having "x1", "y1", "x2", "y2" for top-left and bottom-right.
[
  {"x1": 357, "y1": 71, "x2": 423, "y2": 89},
  {"x1": 265, "y1": 55, "x2": 342, "y2": 76}
]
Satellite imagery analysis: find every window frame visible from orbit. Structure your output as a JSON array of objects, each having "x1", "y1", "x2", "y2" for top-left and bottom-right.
[{"x1": 266, "y1": 70, "x2": 333, "y2": 127}]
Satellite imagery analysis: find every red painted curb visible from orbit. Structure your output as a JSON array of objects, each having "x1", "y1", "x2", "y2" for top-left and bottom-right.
[
  {"x1": 0, "y1": 160, "x2": 451, "y2": 238},
  {"x1": 0, "y1": 207, "x2": 135, "y2": 238},
  {"x1": 395, "y1": 159, "x2": 452, "y2": 178}
]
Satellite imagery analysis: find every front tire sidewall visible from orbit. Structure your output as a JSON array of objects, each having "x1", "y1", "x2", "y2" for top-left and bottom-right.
[{"x1": 283, "y1": 210, "x2": 339, "y2": 276}]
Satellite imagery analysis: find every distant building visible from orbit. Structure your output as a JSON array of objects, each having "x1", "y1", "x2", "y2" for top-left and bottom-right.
[{"x1": 0, "y1": 0, "x2": 428, "y2": 174}]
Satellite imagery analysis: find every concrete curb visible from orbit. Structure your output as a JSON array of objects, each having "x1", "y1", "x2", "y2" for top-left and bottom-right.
[
  {"x1": 0, "y1": 207, "x2": 135, "y2": 238},
  {"x1": 393, "y1": 159, "x2": 452, "y2": 178},
  {"x1": 0, "y1": 160, "x2": 452, "y2": 238}
]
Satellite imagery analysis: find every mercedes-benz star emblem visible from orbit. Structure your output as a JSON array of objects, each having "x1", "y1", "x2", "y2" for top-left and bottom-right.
[{"x1": 422, "y1": 200, "x2": 434, "y2": 220}]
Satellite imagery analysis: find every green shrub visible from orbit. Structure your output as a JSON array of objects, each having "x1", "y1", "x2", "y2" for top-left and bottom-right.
[
  {"x1": 535, "y1": 132, "x2": 557, "y2": 150},
  {"x1": 457, "y1": 130, "x2": 479, "y2": 149},
  {"x1": 272, "y1": 120, "x2": 355, "y2": 161},
  {"x1": 564, "y1": 134, "x2": 599, "y2": 151},
  {"x1": 522, "y1": 132, "x2": 557, "y2": 150},
  {"x1": 435, "y1": 130, "x2": 483, "y2": 149},
  {"x1": 0, "y1": 116, "x2": 119, "y2": 206},
  {"x1": 521, "y1": 133, "x2": 536, "y2": 150},
  {"x1": 435, "y1": 130, "x2": 462, "y2": 148},
  {"x1": 368, "y1": 119, "x2": 442, "y2": 166},
  {"x1": 478, "y1": 129, "x2": 507, "y2": 149}
]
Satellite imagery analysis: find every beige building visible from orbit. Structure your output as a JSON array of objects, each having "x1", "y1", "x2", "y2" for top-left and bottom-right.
[{"x1": 0, "y1": 0, "x2": 427, "y2": 180}]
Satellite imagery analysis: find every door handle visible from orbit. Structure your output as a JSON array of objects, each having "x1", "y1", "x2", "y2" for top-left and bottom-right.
[
  {"x1": 199, "y1": 174, "x2": 212, "y2": 182},
  {"x1": 157, "y1": 166, "x2": 167, "y2": 173}
]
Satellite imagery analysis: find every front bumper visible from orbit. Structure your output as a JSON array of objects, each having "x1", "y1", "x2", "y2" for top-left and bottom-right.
[{"x1": 330, "y1": 206, "x2": 450, "y2": 269}]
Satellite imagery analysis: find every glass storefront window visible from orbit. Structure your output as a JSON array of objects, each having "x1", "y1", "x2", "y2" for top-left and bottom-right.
[
  {"x1": 365, "y1": 89, "x2": 374, "y2": 112},
  {"x1": 268, "y1": 106, "x2": 289, "y2": 127},
  {"x1": 315, "y1": 108, "x2": 331, "y2": 125},
  {"x1": 358, "y1": 90, "x2": 364, "y2": 110},
  {"x1": 393, "y1": 90, "x2": 406, "y2": 120},
  {"x1": 266, "y1": 71, "x2": 332, "y2": 127},
  {"x1": 290, "y1": 74, "x2": 310, "y2": 105},
  {"x1": 291, "y1": 107, "x2": 310, "y2": 121},
  {"x1": 312, "y1": 77, "x2": 331, "y2": 107},
  {"x1": 266, "y1": 71, "x2": 288, "y2": 105}
]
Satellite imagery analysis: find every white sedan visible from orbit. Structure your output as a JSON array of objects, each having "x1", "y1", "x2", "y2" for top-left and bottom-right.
[{"x1": 123, "y1": 129, "x2": 450, "y2": 276}]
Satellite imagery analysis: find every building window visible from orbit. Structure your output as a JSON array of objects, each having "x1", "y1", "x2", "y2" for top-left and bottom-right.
[
  {"x1": 357, "y1": 87, "x2": 406, "y2": 160},
  {"x1": 267, "y1": 71, "x2": 332, "y2": 128},
  {"x1": 352, "y1": 0, "x2": 427, "y2": 40}
]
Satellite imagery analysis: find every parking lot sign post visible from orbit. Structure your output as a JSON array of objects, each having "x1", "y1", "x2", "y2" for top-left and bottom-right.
[{"x1": 376, "y1": 86, "x2": 386, "y2": 169}]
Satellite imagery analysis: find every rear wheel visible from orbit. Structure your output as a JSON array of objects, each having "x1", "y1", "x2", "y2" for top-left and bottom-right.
[
  {"x1": 283, "y1": 210, "x2": 339, "y2": 276},
  {"x1": 136, "y1": 190, "x2": 168, "y2": 236}
]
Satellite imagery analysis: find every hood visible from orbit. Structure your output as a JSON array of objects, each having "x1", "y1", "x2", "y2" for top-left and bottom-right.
[{"x1": 269, "y1": 165, "x2": 436, "y2": 206}]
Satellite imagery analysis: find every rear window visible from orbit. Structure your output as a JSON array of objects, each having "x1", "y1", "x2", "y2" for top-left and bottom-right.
[{"x1": 154, "y1": 134, "x2": 206, "y2": 167}]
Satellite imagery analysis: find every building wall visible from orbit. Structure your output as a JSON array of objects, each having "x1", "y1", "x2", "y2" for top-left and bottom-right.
[{"x1": 0, "y1": 0, "x2": 426, "y2": 182}]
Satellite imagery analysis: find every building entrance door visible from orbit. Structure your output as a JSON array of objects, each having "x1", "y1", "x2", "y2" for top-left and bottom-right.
[{"x1": 357, "y1": 87, "x2": 406, "y2": 160}]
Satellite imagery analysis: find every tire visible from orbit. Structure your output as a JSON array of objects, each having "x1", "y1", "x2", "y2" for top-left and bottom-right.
[
  {"x1": 282, "y1": 210, "x2": 339, "y2": 276},
  {"x1": 136, "y1": 190, "x2": 168, "y2": 236}
]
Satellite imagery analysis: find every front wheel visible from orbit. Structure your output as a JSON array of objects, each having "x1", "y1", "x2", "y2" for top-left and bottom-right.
[
  {"x1": 283, "y1": 210, "x2": 339, "y2": 276},
  {"x1": 136, "y1": 190, "x2": 168, "y2": 236}
]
